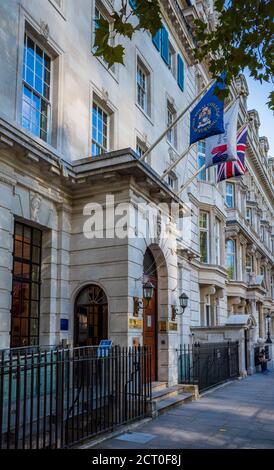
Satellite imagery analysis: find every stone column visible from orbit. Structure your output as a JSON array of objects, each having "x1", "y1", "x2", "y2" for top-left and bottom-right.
[
  {"x1": 258, "y1": 303, "x2": 265, "y2": 339},
  {"x1": 0, "y1": 176, "x2": 15, "y2": 349}
]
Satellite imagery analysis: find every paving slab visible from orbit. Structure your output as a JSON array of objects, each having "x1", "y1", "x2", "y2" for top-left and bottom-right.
[{"x1": 90, "y1": 371, "x2": 274, "y2": 449}]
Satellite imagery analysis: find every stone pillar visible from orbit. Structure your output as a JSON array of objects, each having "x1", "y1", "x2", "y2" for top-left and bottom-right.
[
  {"x1": 258, "y1": 303, "x2": 265, "y2": 339},
  {"x1": 0, "y1": 177, "x2": 15, "y2": 349}
]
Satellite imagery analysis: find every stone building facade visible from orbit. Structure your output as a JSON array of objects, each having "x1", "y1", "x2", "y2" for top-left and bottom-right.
[{"x1": 0, "y1": 0, "x2": 273, "y2": 384}]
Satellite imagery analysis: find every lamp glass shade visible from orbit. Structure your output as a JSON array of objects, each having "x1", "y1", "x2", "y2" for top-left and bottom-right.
[
  {"x1": 143, "y1": 281, "x2": 155, "y2": 301},
  {"x1": 266, "y1": 314, "x2": 271, "y2": 323},
  {"x1": 179, "y1": 292, "x2": 189, "y2": 310}
]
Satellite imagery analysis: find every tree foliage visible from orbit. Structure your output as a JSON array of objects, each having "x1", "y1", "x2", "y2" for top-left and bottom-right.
[
  {"x1": 94, "y1": 0, "x2": 274, "y2": 109},
  {"x1": 194, "y1": 0, "x2": 274, "y2": 110}
]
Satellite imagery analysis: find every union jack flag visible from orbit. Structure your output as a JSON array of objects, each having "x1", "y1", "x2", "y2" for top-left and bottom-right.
[{"x1": 217, "y1": 125, "x2": 248, "y2": 183}]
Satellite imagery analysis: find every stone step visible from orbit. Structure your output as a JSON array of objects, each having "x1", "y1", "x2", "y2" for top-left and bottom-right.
[
  {"x1": 151, "y1": 381, "x2": 168, "y2": 392},
  {"x1": 155, "y1": 392, "x2": 193, "y2": 415},
  {"x1": 152, "y1": 386, "x2": 179, "y2": 402}
]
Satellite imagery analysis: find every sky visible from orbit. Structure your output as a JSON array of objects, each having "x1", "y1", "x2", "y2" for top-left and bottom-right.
[{"x1": 244, "y1": 73, "x2": 274, "y2": 156}]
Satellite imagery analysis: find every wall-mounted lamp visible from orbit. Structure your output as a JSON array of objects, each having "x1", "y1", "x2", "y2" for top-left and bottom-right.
[
  {"x1": 171, "y1": 293, "x2": 189, "y2": 320},
  {"x1": 133, "y1": 281, "x2": 155, "y2": 316}
]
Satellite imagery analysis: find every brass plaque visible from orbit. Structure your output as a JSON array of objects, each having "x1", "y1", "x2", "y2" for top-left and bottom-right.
[
  {"x1": 159, "y1": 321, "x2": 167, "y2": 333},
  {"x1": 129, "y1": 318, "x2": 142, "y2": 329},
  {"x1": 169, "y1": 322, "x2": 178, "y2": 331}
]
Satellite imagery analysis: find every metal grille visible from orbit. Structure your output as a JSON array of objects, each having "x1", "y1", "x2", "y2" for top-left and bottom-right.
[
  {"x1": 178, "y1": 342, "x2": 239, "y2": 392},
  {"x1": 0, "y1": 345, "x2": 151, "y2": 449}
]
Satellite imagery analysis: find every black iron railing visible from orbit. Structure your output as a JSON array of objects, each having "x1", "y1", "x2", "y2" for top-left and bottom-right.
[
  {"x1": 178, "y1": 342, "x2": 239, "y2": 392},
  {"x1": 0, "y1": 345, "x2": 151, "y2": 449}
]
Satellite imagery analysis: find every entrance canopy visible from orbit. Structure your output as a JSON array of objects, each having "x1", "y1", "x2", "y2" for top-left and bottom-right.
[{"x1": 225, "y1": 314, "x2": 257, "y2": 328}]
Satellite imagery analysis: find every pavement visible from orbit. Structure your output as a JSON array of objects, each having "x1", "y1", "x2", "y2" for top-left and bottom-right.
[{"x1": 93, "y1": 370, "x2": 274, "y2": 449}]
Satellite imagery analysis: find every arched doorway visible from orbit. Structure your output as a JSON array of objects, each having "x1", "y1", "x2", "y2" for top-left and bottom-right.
[
  {"x1": 143, "y1": 249, "x2": 158, "y2": 381},
  {"x1": 74, "y1": 284, "x2": 108, "y2": 347}
]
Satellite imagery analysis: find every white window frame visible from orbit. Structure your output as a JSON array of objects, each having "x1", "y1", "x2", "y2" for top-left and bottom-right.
[
  {"x1": 92, "y1": 1, "x2": 116, "y2": 75},
  {"x1": 197, "y1": 141, "x2": 209, "y2": 181},
  {"x1": 226, "y1": 239, "x2": 236, "y2": 280},
  {"x1": 199, "y1": 211, "x2": 209, "y2": 263},
  {"x1": 215, "y1": 219, "x2": 221, "y2": 265},
  {"x1": 226, "y1": 183, "x2": 234, "y2": 208},
  {"x1": 166, "y1": 100, "x2": 177, "y2": 149},
  {"x1": 22, "y1": 32, "x2": 52, "y2": 144},
  {"x1": 91, "y1": 101, "x2": 109, "y2": 156}
]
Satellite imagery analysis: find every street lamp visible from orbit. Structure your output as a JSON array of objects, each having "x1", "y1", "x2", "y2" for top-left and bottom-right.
[{"x1": 266, "y1": 313, "x2": 272, "y2": 344}]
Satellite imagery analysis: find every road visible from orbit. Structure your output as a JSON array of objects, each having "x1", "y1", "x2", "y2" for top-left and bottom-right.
[{"x1": 93, "y1": 371, "x2": 274, "y2": 449}]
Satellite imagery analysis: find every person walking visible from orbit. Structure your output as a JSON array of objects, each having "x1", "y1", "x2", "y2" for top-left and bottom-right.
[{"x1": 259, "y1": 349, "x2": 270, "y2": 374}]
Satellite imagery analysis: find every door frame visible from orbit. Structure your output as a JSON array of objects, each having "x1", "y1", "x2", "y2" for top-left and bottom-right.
[{"x1": 74, "y1": 284, "x2": 108, "y2": 347}]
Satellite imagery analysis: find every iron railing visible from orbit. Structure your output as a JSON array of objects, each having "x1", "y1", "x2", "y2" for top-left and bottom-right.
[
  {"x1": 178, "y1": 341, "x2": 239, "y2": 392},
  {"x1": 0, "y1": 345, "x2": 152, "y2": 449}
]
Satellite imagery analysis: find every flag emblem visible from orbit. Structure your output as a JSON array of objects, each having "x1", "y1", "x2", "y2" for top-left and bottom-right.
[
  {"x1": 217, "y1": 125, "x2": 248, "y2": 182},
  {"x1": 189, "y1": 76, "x2": 225, "y2": 145},
  {"x1": 205, "y1": 100, "x2": 240, "y2": 169}
]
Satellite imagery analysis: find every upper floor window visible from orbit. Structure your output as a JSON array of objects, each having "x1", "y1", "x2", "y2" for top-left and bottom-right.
[
  {"x1": 215, "y1": 219, "x2": 221, "y2": 265},
  {"x1": 197, "y1": 141, "x2": 208, "y2": 181},
  {"x1": 166, "y1": 172, "x2": 178, "y2": 191},
  {"x1": 92, "y1": 102, "x2": 108, "y2": 156},
  {"x1": 246, "y1": 254, "x2": 253, "y2": 275},
  {"x1": 93, "y1": 3, "x2": 115, "y2": 72},
  {"x1": 246, "y1": 207, "x2": 252, "y2": 225},
  {"x1": 226, "y1": 182, "x2": 234, "y2": 208},
  {"x1": 166, "y1": 101, "x2": 177, "y2": 148},
  {"x1": 271, "y1": 275, "x2": 274, "y2": 300},
  {"x1": 226, "y1": 239, "x2": 236, "y2": 280},
  {"x1": 136, "y1": 58, "x2": 151, "y2": 116},
  {"x1": 199, "y1": 211, "x2": 209, "y2": 263},
  {"x1": 168, "y1": 42, "x2": 176, "y2": 78},
  {"x1": 136, "y1": 138, "x2": 147, "y2": 158},
  {"x1": 22, "y1": 34, "x2": 51, "y2": 142}
]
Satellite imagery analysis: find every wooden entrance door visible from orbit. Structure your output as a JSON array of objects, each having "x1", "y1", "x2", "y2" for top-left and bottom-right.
[{"x1": 143, "y1": 276, "x2": 157, "y2": 381}]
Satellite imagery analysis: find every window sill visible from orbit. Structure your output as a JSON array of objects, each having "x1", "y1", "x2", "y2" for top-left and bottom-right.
[
  {"x1": 48, "y1": 0, "x2": 67, "y2": 20},
  {"x1": 135, "y1": 103, "x2": 153, "y2": 125}
]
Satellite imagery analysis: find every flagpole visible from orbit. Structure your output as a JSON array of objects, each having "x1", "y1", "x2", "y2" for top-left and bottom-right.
[
  {"x1": 176, "y1": 118, "x2": 250, "y2": 197},
  {"x1": 176, "y1": 165, "x2": 206, "y2": 197},
  {"x1": 161, "y1": 95, "x2": 241, "y2": 181},
  {"x1": 139, "y1": 79, "x2": 215, "y2": 162}
]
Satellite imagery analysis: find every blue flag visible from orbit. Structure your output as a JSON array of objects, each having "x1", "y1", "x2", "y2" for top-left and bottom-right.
[{"x1": 189, "y1": 77, "x2": 225, "y2": 145}]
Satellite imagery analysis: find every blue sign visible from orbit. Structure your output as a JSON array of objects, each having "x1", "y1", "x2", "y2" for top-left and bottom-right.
[
  {"x1": 98, "y1": 340, "x2": 112, "y2": 358},
  {"x1": 60, "y1": 319, "x2": 69, "y2": 331},
  {"x1": 189, "y1": 76, "x2": 225, "y2": 145}
]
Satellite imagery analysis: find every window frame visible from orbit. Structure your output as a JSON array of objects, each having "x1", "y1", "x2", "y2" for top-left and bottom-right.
[
  {"x1": 226, "y1": 182, "x2": 235, "y2": 208},
  {"x1": 92, "y1": 1, "x2": 116, "y2": 76},
  {"x1": 11, "y1": 221, "x2": 42, "y2": 348},
  {"x1": 91, "y1": 100, "x2": 109, "y2": 157},
  {"x1": 199, "y1": 211, "x2": 209, "y2": 264},
  {"x1": 22, "y1": 32, "x2": 52, "y2": 143},
  {"x1": 166, "y1": 100, "x2": 177, "y2": 149},
  {"x1": 226, "y1": 239, "x2": 236, "y2": 280},
  {"x1": 136, "y1": 54, "x2": 152, "y2": 119},
  {"x1": 197, "y1": 141, "x2": 209, "y2": 181}
]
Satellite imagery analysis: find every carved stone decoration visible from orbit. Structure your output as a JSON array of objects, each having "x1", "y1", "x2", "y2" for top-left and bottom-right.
[
  {"x1": 40, "y1": 21, "x2": 50, "y2": 41},
  {"x1": 30, "y1": 192, "x2": 42, "y2": 222},
  {"x1": 101, "y1": 88, "x2": 109, "y2": 104}
]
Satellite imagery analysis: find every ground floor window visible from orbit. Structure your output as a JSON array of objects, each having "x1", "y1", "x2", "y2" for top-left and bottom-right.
[
  {"x1": 11, "y1": 222, "x2": 42, "y2": 347},
  {"x1": 74, "y1": 284, "x2": 108, "y2": 346}
]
